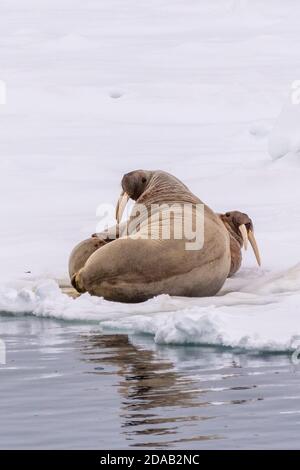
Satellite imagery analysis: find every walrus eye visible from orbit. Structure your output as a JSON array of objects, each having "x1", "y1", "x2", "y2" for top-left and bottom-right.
[{"x1": 142, "y1": 177, "x2": 147, "y2": 184}]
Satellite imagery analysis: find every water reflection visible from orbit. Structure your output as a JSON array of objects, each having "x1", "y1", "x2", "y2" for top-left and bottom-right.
[
  {"x1": 80, "y1": 333, "x2": 220, "y2": 447},
  {"x1": 79, "y1": 332, "x2": 298, "y2": 449}
]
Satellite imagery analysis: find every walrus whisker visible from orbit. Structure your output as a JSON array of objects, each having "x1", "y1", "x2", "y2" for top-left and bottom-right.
[
  {"x1": 116, "y1": 190, "x2": 130, "y2": 224},
  {"x1": 248, "y1": 229, "x2": 261, "y2": 267},
  {"x1": 239, "y1": 224, "x2": 248, "y2": 250}
]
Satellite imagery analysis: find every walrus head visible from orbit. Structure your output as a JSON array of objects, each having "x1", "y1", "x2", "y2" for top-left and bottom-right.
[
  {"x1": 121, "y1": 170, "x2": 153, "y2": 200},
  {"x1": 220, "y1": 210, "x2": 261, "y2": 266},
  {"x1": 116, "y1": 170, "x2": 152, "y2": 223},
  {"x1": 116, "y1": 170, "x2": 198, "y2": 223}
]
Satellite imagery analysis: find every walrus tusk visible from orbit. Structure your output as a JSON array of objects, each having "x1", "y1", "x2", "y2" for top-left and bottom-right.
[
  {"x1": 248, "y1": 229, "x2": 261, "y2": 267},
  {"x1": 116, "y1": 190, "x2": 130, "y2": 224},
  {"x1": 239, "y1": 224, "x2": 248, "y2": 250}
]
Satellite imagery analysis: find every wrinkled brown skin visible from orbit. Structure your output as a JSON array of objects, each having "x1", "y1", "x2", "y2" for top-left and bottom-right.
[
  {"x1": 219, "y1": 211, "x2": 254, "y2": 277},
  {"x1": 69, "y1": 170, "x2": 231, "y2": 303}
]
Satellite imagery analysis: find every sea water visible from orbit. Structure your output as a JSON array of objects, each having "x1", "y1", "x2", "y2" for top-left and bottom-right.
[{"x1": 1, "y1": 312, "x2": 300, "y2": 449}]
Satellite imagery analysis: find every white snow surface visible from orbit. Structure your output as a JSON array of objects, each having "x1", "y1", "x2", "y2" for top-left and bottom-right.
[{"x1": 1, "y1": 0, "x2": 300, "y2": 349}]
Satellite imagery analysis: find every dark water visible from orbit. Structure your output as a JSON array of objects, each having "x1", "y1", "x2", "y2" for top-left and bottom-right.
[{"x1": 0, "y1": 315, "x2": 300, "y2": 449}]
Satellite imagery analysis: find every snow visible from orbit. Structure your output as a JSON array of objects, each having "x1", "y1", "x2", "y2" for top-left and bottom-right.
[
  {"x1": 269, "y1": 86, "x2": 300, "y2": 160},
  {"x1": 1, "y1": 0, "x2": 300, "y2": 350}
]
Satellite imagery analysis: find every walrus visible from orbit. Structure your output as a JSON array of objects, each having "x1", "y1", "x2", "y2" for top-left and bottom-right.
[{"x1": 69, "y1": 170, "x2": 261, "y2": 303}]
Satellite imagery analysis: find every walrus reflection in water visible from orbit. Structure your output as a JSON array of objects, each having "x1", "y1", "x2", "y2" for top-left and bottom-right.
[
  {"x1": 69, "y1": 170, "x2": 261, "y2": 302},
  {"x1": 81, "y1": 334, "x2": 200, "y2": 412}
]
